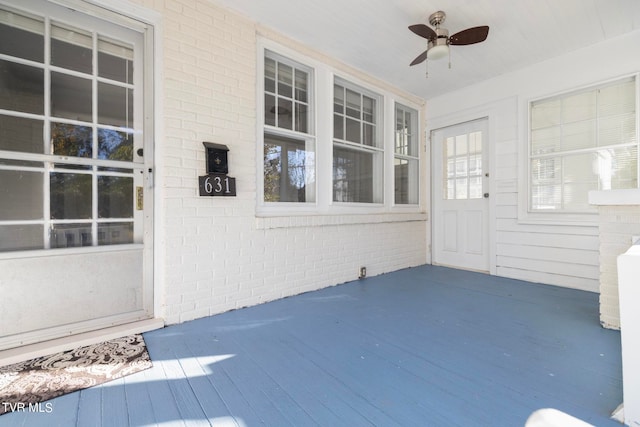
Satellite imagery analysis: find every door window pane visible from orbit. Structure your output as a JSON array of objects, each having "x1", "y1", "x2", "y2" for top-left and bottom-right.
[
  {"x1": 98, "y1": 176, "x2": 133, "y2": 218},
  {"x1": 0, "y1": 61, "x2": 44, "y2": 114},
  {"x1": 98, "y1": 37, "x2": 133, "y2": 84},
  {"x1": 51, "y1": 123, "x2": 92, "y2": 158},
  {"x1": 444, "y1": 131, "x2": 483, "y2": 200},
  {"x1": 0, "y1": 115, "x2": 43, "y2": 153},
  {"x1": 98, "y1": 222, "x2": 133, "y2": 245},
  {"x1": 50, "y1": 223, "x2": 92, "y2": 248},
  {"x1": 98, "y1": 82, "x2": 133, "y2": 128},
  {"x1": 50, "y1": 172, "x2": 92, "y2": 219},
  {"x1": 98, "y1": 129, "x2": 133, "y2": 161},
  {"x1": 0, "y1": 225, "x2": 43, "y2": 252},
  {"x1": 0, "y1": 170, "x2": 43, "y2": 220},
  {"x1": 0, "y1": 10, "x2": 43, "y2": 62},
  {"x1": 51, "y1": 72, "x2": 92, "y2": 121},
  {"x1": 51, "y1": 23, "x2": 92, "y2": 74}
]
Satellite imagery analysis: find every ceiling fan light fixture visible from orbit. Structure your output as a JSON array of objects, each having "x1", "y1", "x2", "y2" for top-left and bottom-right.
[{"x1": 427, "y1": 44, "x2": 449, "y2": 60}]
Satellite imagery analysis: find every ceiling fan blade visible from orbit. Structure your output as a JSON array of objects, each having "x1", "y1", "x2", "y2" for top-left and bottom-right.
[
  {"x1": 410, "y1": 50, "x2": 429, "y2": 66},
  {"x1": 449, "y1": 26, "x2": 489, "y2": 45},
  {"x1": 409, "y1": 24, "x2": 436, "y2": 40}
]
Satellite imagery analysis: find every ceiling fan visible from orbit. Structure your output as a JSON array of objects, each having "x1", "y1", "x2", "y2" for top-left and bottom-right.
[{"x1": 409, "y1": 10, "x2": 489, "y2": 68}]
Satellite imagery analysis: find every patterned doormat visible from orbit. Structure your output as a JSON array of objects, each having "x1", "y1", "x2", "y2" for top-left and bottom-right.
[{"x1": 0, "y1": 334, "x2": 152, "y2": 415}]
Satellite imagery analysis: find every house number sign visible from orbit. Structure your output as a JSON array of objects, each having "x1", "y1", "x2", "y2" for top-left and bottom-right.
[{"x1": 199, "y1": 173, "x2": 236, "y2": 197}]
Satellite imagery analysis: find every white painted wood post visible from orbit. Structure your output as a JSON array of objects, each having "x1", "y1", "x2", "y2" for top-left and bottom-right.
[{"x1": 618, "y1": 242, "x2": 640, "y2": 426}]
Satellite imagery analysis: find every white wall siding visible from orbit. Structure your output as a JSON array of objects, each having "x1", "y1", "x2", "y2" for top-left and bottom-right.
[
  {"x1": 130, "y1": 0, "x2": 427, "y2": 325},
  {"x1": 427, "y1": 30, "x2": 640, "y2": 292}
]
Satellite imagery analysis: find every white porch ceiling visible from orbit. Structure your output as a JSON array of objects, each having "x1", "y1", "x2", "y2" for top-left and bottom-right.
[{"x1": 212, "y1": 0, "x2": 640, "y2": 100}]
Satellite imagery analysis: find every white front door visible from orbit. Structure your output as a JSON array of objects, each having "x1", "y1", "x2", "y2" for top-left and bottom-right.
[
  {"x1": 0, "y1": 0, "x2": 154, "y2": 349},
  {"x1": 432, "y1": 119, "x2": 489, "y2": 272}
]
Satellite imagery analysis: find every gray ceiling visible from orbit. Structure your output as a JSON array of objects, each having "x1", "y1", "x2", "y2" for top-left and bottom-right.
[{"x1": 212, "y1": 0, "x2": 640, "y2": 100}]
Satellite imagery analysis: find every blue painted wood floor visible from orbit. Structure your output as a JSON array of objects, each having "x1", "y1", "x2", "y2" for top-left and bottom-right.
[{"x1": 0, "y1": 265, "x2": 622, "y2": 426}]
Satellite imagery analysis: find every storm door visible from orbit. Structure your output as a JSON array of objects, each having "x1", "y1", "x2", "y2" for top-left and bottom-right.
[{"x1": 0, "y1": 0, "x2": 154, "y2": 349}]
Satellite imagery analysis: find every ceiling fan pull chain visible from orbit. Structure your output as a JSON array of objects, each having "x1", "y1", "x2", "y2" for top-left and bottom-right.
[
  {"x1": 448, "y1": 47, "x2": 452, "y2": 69},
  {"x1": 425, "y1": 59, "x2": 429, "y2": 79}
]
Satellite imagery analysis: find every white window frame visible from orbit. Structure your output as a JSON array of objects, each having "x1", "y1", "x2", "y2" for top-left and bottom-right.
[
  {"x1": 394, "y1": 102, "x2": 420, "y2": 205},
  {"x1": 256, "y1": 38, "x2": 423, "y2": 217},
  {"x1": 520, "y1": 73, "x2": 640, "y2": 224}
]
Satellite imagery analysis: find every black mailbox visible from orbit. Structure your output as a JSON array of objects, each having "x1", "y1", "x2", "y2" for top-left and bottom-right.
[{"x1": 203, "y1": 142, "x2": 229, "y2": 174}]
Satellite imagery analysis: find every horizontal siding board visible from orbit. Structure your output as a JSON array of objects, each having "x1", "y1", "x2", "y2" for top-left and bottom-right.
[
  {"x1": 496, "y1": 219, "x2": 598, "y2": 236},
  {"x1": 496, "y1": 243, "x2": 599, "y2": 266},
  {"x1": 496, "y1": 266, "x2": 599, "y2": 292},
  {"x1": 497, "y1": 255, "x2": 599, "y2": 280},
  {"x1": 497, "y1": 230, "x2": 599, "y2": 250}
]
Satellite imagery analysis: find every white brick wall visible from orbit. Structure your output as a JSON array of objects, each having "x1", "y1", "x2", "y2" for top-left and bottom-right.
[
  {"x1": 133, "y1": 0, "x2": 428, "y2": 325},
  {"x1": 596, "y1": 206, "x2": 640, "y2": 329}
]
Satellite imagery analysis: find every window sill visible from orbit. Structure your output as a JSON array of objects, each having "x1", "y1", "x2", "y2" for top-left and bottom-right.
[{"x1": 256, "y1": 211, "x2": 427, "y2": 230}]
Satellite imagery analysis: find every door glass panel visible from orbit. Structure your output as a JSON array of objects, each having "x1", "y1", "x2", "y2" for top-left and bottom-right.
[
  {"x1": 98, "y1": 82, "x2": 133, "y2": 127},
  {"x1": 98, "y1": 222, "x2": 133, "y2": 245},
  {"x1": 0, "y1": 170, "x2": 43, "y2": 220},
  {"x1": 0, "y1": 10, "x2": 44, "y2": 62},
  {"x1": 51, "y1": 22, "x2": 92, "y2": 74},
  {"x1": 444, "y1": 131, "x2": 483, "y2": 200},
  {"x1": 50, "y1": 172, "x2": 92, "y2": 219},
  {"x1": 0, "y1": 225, "x2": 43, "y2": 252},
  {"x1": 51, "y1": 123, "x2": 93, "y2": 157},
  {"x1": 51, "y1": 72, "x2": 92, "y2": 121},
  {"x1": 50, "y1": 223, "x2": 92, "y2": 248},
  {"x1": 98, "y1": 176, "x2": 133, "y2": 218},
  {"x1": 98, "y1": 37, "x2": 133, "y2": 84},
  {"x1": 0, "y1": 115, "x2": 43, "y2": 153},
  {"x1": 98, "y1": 128, "x2": 133, "y2": 161},
  {"x1": 0, "y1": 61, "x2": 44, "y2": 114}
]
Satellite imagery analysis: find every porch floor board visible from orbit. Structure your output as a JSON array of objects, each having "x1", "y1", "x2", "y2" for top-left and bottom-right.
[{"x1": 0, "y1": 265, "x2": 622, "y2": 426}]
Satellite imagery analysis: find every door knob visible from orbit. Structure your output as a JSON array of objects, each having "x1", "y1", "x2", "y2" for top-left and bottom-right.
[{"x1": 484, "y1": 193, "x2": 489, "y2": 198}]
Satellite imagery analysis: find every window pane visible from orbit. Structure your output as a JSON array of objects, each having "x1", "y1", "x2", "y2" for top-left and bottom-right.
[
  {"x1": 597, "y1": 146, "x2": 638, "y2": 190},
  {"x1": 531, "y1": 126, "x2": 561, "y2": 155},
  {"x1": 295, "y1": 102, "x2": 308, "y2": 133},
  {"x1": 51, "y1": 72, "x2": 92, "y2": 121},
  {"x1": 50, "y1": 223, "x2": 92, "y2": 248},
  {"x1": 455, "y1": 177, "x2": 468, "y2": 199},
  {"x1": 98, "y1": 222, "x2": 133, "y2": 245},
  {"x1": 277, "y1": 62, "x2": 292, "y2": 98},
  {"x1": 363, "y1": 123, "x2": 374, "y2": 147},
  {"x1": 98, "y1": 176, "x2": 133, "y2": 218},
  {"x1": 562, "y1": 91, "x2": 596, "y2": 123},
  {"x1": 294, "y1": 69, "x2": 307, "y2": 102},
  {"x1": 0, "y1": 60, "x2": 44, "y2": 114},
  {"x1": 333, "y1": 113, "x2": 343, "y2": 140},
  {"x1": 50, "y1": 172, "x2": 92, "y2": 219},
  {"x1": 98, "y1": 82, "x2": 133, "y2": 128},
  {"x1": 264, "y1": 134, "x2": 315, "y2": 203},
  {"x1": 469, "y1": 176, "x2": 483, "y2": 199},
  {"x1": 363, "y1": 96, "x2": 375, "y2": 123},
  {"x1": 333, "y1": 146, "x2": 381, "y2": 203},
  {"x1": 277, "y1": 97, "x2": 293, "y2": 130},
  {"x1": 599, "y1": 113, "x2": 636, "y2": 146},
  {"x1": 394, "y1": 157, "x2": 418, "y2": 204},
  {"x1": 532, "y1": 184, "x2": 561, "y2": 210},
  {"x1": 598, "y1": 79, "x2": 635, "y2": 117},
  {"x1": 345, "y1": 117, "x2": 360, "y2": 143},
  {"x1": 264, "y1": 57, "x2": 276, "y2": 93},
  {"x1": 0, "y1": 170, "x2": 43, "y2": 220},
  {"x1": 0, "y1": 10, "x2": 43, "y2": 62},
  {"x1": 0, "y1": 115, "x2": 43, "y2": 153},
  {"x1": 334, "y1": 84, "x2": 344, "y2": 114},
  {"x1": 346, "y1": 89, "x2": 360, "y2": 118},
  {"x1": 51, "y1": 23, "x2": 92, "y2": 74},
  {"x1": 563, "y1": 120, "x2": 596, "y2": 151},
  {"x1": 98, "y1": 37, "x2": 134, "y2": 84},
  {"x1": 51, "y1": 123, "x2": 92, "y2": 158},
  {"x1": 265, "y1": 94, "x2": 276, "y2": 126},
  {"x1": 531, "y1": 98, "x2": 561, "y2": 129},
  {"x1": 0, "y1": 224, "x2": 43, "y2": 252},
  {"x1": 98, "y1": 128, "x2": 133, "y2": 161}
]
